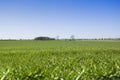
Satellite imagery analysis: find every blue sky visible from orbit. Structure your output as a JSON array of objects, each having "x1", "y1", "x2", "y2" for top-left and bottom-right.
[{"x1": 0, "y1": 0, "x2": 120, "y2": 39}]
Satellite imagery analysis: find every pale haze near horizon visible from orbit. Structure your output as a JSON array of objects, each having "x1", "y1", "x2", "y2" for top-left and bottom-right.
[{"x1": 0, "y1": 0, "x2": 120, "y2": 39}]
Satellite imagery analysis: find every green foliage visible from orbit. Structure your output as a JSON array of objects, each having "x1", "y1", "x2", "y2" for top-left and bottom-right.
[{"x1": 0, "y1": 40, "x2": 120, "y2": 80}]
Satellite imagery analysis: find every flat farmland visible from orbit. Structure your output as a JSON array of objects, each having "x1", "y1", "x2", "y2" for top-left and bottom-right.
[{"x1": 0, "y1": 40, "x2": 120, "y2": 80}]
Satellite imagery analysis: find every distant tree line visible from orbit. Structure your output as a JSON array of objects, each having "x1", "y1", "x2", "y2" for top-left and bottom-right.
[
  {"x1": 34, "y1": 36, "x2": 55, "y2": 40},
  {"x1": 0, "y1": 35, "x2": 120, "y2": 41},
  {"x1": 76, "y1": 38, "x2": 120, "y2": 40}
]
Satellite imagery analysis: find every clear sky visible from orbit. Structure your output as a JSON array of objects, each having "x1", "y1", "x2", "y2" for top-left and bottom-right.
[{"x1": 0, "y1": 0, "x2": 120, "y2": 39}]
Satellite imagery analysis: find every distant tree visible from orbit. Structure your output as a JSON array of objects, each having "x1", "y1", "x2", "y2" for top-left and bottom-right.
[
  {"x1": 70, "y1": 35, "x2": 75, "y2": 40},
  {"x1": 56, "y1": 36, "x2": 59, "y2": 40}
]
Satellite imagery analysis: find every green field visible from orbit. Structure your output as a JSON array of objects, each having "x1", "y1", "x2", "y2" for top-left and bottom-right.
[{"x1": 0, "y1": 40, "x2": 120, "y2": 80}]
